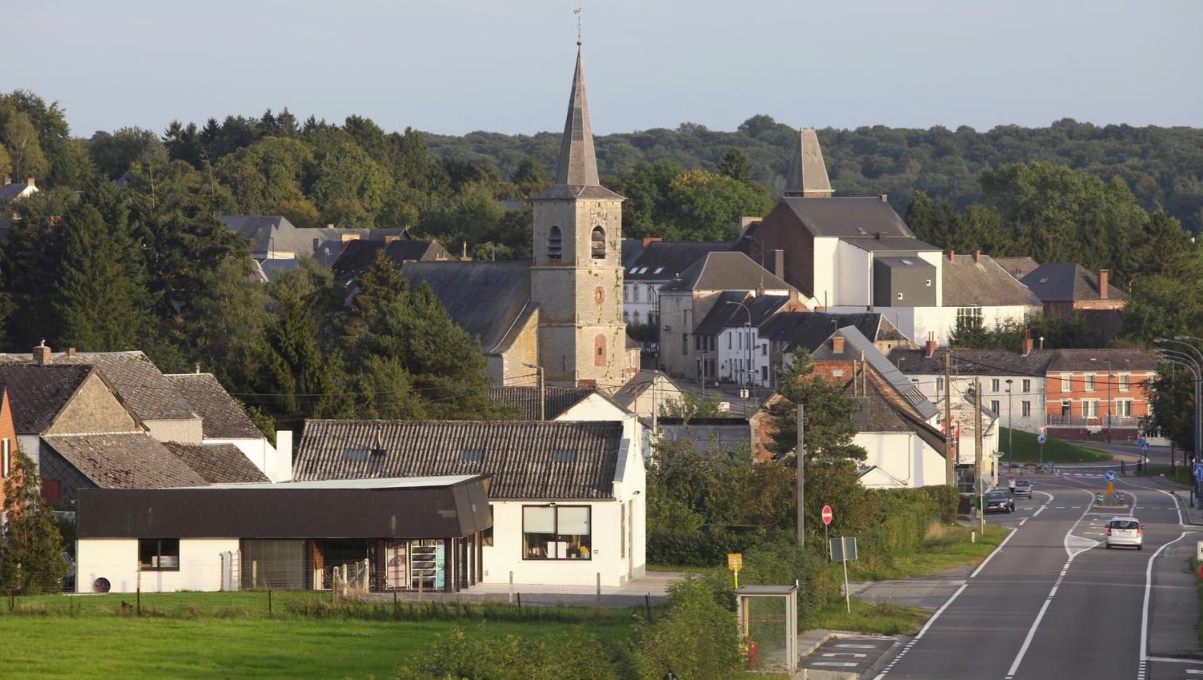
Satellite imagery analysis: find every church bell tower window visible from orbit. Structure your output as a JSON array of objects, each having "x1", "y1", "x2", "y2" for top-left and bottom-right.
[
  {"x1": 591, "y1": 226, "x2": 605, "y2": 259},
  {"x1": 548, "y1": 226, "x2": 563, "y2": 260}
]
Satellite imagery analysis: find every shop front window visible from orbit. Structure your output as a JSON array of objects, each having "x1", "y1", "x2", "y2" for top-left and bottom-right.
[{"x1": 523, "y1": 505, "x2": 591, "y2": 560}]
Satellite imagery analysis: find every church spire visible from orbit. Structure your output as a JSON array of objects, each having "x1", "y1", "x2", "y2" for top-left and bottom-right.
[
  {"x1": 553, "y1": 46, "x2": 601, "y2": 187},
  {"x1": 784, "y1": 128, "x2": 834, "y2": 198}
]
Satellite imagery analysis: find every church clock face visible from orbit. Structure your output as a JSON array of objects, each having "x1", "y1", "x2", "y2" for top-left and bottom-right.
[{"x1": 594, "y1": 286, "x2": 605, "y2": 307}]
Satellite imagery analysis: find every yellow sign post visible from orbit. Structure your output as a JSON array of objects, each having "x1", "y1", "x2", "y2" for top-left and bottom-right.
[
  {"x1": 1107, "y1": 481, "x2": 1115, "y2": 499},
  {"x1": 727, "y1": 553, "x2": 743, "y2": 588}
]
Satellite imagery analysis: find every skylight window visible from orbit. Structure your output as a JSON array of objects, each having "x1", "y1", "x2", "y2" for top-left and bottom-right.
[
  {"x1": 653, "y1": 267, "x2": 664, "y2": 274},
  {"x1": 552, "y1": 450, "x2": 577, "y2": 463},
  {"x1": 901, "y1": 259, "x2": 914, "y2": 265},
  {"x1": 460, "y1": 449, "x2": 484, "y2": 463},
  {"x1": 344, "y1": 448, "x2": 368, "y2": 462}
]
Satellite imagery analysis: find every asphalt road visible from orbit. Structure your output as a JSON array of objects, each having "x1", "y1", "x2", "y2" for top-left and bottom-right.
[{"x1": 873, "y1": 473, "x2": 1190, "y2": 680}]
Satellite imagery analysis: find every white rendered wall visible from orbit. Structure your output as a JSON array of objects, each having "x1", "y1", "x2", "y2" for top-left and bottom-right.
[
  {"x1": 76, "y1": 538, "x2": 240, "y2": 593},
  {"x1": 483, "y1": 500, "x2": 631, "y2": 586},
  {"x1": 813, "y1": 238, "x2": 838, "y2": 309},
  {"x1": 855, "y1": 432, "x2": 946, "y2": 489},
  {"x1": 834, "y1": 241, "x2": 871, "y2": 307}
]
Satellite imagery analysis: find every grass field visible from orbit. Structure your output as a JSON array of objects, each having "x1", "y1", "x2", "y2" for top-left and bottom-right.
[
  {"x1": 0, "y1": 594, "x2": 642, "y2": 680},
  {"x1": 999, "y1": 427, "x2": 1110, "y2": 465}
]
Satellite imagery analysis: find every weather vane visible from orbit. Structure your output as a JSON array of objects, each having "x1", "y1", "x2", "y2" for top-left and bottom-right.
[{"x1": 574, "y1": 7, "x2": 582, "y2": 46}]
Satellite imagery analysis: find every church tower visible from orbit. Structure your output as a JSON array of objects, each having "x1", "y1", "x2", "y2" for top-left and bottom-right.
[{"x1": 530, "y1": 44, "x2": 626, "y2": 387}]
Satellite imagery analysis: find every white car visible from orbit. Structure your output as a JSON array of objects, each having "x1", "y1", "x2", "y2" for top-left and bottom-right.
[{"x1": 1105, "y1": 517, "x2": 1143, "y2": 550}]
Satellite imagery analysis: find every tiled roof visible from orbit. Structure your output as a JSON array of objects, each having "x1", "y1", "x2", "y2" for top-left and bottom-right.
[
  {"x1": 625, "y1": 242, "x2": 732, "y2": 282},
  {"x1": 331, "y1": 238, "x2": 450, "y2": 287},
  {"x1": 621, "y1": 239, "x2": 648, "y2": 270},
  {"x1": 943, "y1": 254, "x2": 1042, "y2": 307},
  {"x1": 660, "y1": 252, "x2": 793, "y2": 293},
  {"x1": 399, "y1": 261, "x2": 531, "y2": 354},
  {"x1": 294, "y1": 420, "x2": 623, "y2": 500},
  {"x1": 848, "y1": 372, "x2": 947, "y2": 454},
  {"x1": 841, "y1": 236, "x2": 941, "y2": 253},
  {"x1": 764, "y1": 312, "x2": 906, "y2": 354},
  {"x1": 162, "y1": 442, "x2": 269, "y2": 484},
  {"x1": 489, "y1": 386, "x2": 596, "y2": 421},
  {"x1": 1021, "y1": 263, "x2": 1127, "y2": 303},
  {"x1": 163, "y1": 373, "x2": 262, "y2": 439},
  {"x1": 779, "y1": 196, "x2": 916, "y2": 239},
  {"x1": 783, "y1": 129, "x2": 833, "y2": 196},
  {"x1": 52, "y1": 352, "x2": 197, "y2": 421},
  {"x1": 43, "y1": 433, "x2": 208, "y2": 489},
  {"x1": 0, "y1": 364, "x2": 95, "y2": 433},
  {"x1": 813, "y1": 326, "x2": 937, "y2": 420},
  {"x1": 887, "y1": 348, "x2": 1056, "y2": 377},
  {"x1": 1048, "y1": 349, "x2": 1157, "y2": 373},
  {"x1": 694, "y1": 293, "x2": 791, "y2": 336},
  {"x1": 994, "y1": 257, "x2": 1041, "y2": 280},
  {"x1": 0, "y1": 181, "x2": 36, "y2": 202}
]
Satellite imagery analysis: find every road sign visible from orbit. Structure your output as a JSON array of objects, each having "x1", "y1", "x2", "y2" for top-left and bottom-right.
[
  {"x1": 829, "y1": 537, "x2": 858, "y2": 562},
  {"x1": 821, "y1": 505, "x2": 834, "y2": 526},
  {"x1": 1037, "y1": 434, "x2": 1047, "y2": 444},
  {"x1": 727, "y1": 553, "x2": 743, "y2": 571},
  {"x1": 1104, "y1": 469, "x2": 1118, "y2": 482},
  {"x1": 1045, "y1": 462, "x2": 1054, "y2": 473}
]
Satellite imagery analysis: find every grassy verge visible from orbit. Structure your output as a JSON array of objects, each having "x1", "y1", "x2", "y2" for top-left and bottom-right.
[
  {"x1": 844, "y1": 522, "x2": 1008, "y2": 581},
  {"x1": 999, "y1": 427, "x2": 1110, "y2": 464},
  {"x1": 810, "y1": 599, "x2": 929, "y2": 635}
]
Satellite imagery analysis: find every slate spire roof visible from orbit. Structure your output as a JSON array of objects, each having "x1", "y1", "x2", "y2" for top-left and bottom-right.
[
  {"x1": 783, "y1": 129, "x2": 833, "y2": 197},
  {"x1": 537, "y1": 46, "x2": 620, "y2": 201}
]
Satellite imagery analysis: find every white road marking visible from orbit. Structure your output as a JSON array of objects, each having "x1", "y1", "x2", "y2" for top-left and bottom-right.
[
  {"x1": 822, "y1": 652, "x2": 867, "y2": 658},
  {"x1": 1141, "y1": 531, "x2": 1189, "y2": 663},
  {"x1": 813, "y1": 662, "x2": 859, "y2": 667},
  {"x1": 835, "y1": 644, "x2": 880, "y2": 649}
]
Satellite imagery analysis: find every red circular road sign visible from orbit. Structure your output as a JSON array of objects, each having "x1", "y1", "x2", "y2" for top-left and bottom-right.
[{"x1": 821, "y1": 505, "x2": 834, "y2": 525}]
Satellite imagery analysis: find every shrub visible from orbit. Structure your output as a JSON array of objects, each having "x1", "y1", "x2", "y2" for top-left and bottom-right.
[
  {"x1": 632, "y1": 576, "x2": 742, "y2": 680},
  {"x1": 394, "y1": 625, "x2": 623, "y2": 680}
]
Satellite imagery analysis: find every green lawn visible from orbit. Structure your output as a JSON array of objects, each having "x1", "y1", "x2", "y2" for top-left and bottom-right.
[
  {"x1": 998, "y1": 427, "x2": 1110, "y2": 465},
  {"x1": 0, "y1": 594, "x2": 642, "y2": 680}
]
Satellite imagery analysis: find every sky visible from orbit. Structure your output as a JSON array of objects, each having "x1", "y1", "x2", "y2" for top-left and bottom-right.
[{"x1": 9, "y1": 0, "x2": 1203, "y2": 139}]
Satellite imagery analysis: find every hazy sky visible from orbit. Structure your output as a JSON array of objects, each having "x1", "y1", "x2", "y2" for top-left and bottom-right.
[{"x1": 11, "y1": 0, "x2": 1202, "y2": 139}]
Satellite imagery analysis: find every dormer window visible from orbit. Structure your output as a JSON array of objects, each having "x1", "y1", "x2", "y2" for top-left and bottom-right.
[
  {"x1": 548, "y1": 226, "x2": 563, "y2": 260},
  {"x1": 591, "y1": 226, "x2": 605, "y2": 259}
]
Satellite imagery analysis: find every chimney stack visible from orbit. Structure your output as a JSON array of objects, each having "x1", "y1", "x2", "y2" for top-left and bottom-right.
[
  {"x1": 832, "y1": 336, "x2": 846, "y2": 354},
  {"x1": 924, "y1": 333, "x2": 937, "y2": 359},
  {"x1": 641, "y1": 237, "x2": 662, "y2": 248},
  {"x1": 33, "y1": 340, "x2": 52, "y2": 366},
  {"x1": 1021, "y1": 329, "x2": 1033, "y2": 357},
  {"x1": 773, "y1": 249, "x2": 785, "y2": 280},
  {"x1": 948, "y1": 250, "x2": 955, "y2": 261},
  {"x1": 26, "y1": 177, "x2": 35, "y2": 188},
  {"x1": 3, "y1": 175, "x2": 10, "y2": 186},
  {"x1": 974, "y1": 250, "x2": 981, "y2": 263},
  {"x1": 1099, "y1": 269, "x2": 1109, "y2": 299},
  {"x1": 879, "y1": 194, "x2": 888, "y2": 203},
  {"x1": 67, "y1": 347, "x2": 77, "y2": 359}
]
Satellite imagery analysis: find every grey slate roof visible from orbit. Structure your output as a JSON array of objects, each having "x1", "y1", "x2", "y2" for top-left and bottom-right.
[
  {"x1": 220, "y1": 215, "x2": 315, "y2": 259},
  {"x1": 813, "y1": 326, "x2": 937, "y2": 420},
  {"x1": 660, "y1": 252, "x2": 793, "y2": 293},
  {"x1": 257, "y1": 259, "x2": 300, "y2": 282},
  {"x1": 45, "y1": 352, "x2": 197, "y2": 421},
  {"x1": 1047, "y1": 349, "x2": 1156, "y2": 373},
  {"x1": 849, "y1": 373, "x2": 947, "y2": 454},
  {"x1": 842, "y1": 236, "x2": 941, "y2": 253},
  {"x1": 625, "y1": 241, "x2": 732, "y2": 282},
  {"x1": 1021, "y1": 263, "x2": 1127, "y2": 303},
  {"x1": 43, "y1": 433, "x2": 208, "y2": 489},
  {"x1": 783, "y1": 129, "x2": 833, "y2": 197},
  {"x1": 763, "y1": 312, "x2": 908, "y2": 354},
  {"x1": 489, "y1": 386, "x2": 596, "y2": 421},
  {"x1": 535, "y1": 48, "x2": 621, "y2": 202},
  {"x1": 887, "y1": 348, "x2": 1056, "y2": 377},
  {"x1": 162, "y1": 442, "x2": 269, "y2": 484},
  {"x1": 332, "y1": 238, "x2": 450, "y2": 287},
  {"x1": 0, "y1": 364, "x2": 95, "y2": 433},
  {"x1": 943, "y1": 254, "x2": 1043, "y2": 307},
  {"x1": 294, "y1": 420, "x2": 623, "y2": 500},
  {"x1": 621, "y1": 239, "x2": 647, "y2": 270},
  {"x1": 778, "y1": 196, "x2": 917, "y2": 239},
  {"x1": 994, "y1": 256, "x2": 1041, "y2": 280},
  {"x1": 399, "y1": 261, "x2": 532, "y2": 354},
  {"x1": 0, "y1": 180, "x2": 36, "y2": 202},
  {"x1": 694, "y1": 294, "x2": 790, "y2": 336},
  {"x1": 163, "y1": 373, "x2": 262, "y2": 439}
]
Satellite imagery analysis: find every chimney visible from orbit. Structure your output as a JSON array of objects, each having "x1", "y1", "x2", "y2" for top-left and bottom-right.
[
  {"x1": 641, "y1": 237, "x2": 662, "y2": 248},
  {"x1": 924, "y1": 332, "x2": 937, "y2": 359},
  {"x1": 876, "y1": 231, "x2": 885, "y2": 240},
  {"x1": 974, "y1": 250, "x2": 981, "y2": 263},
  {"x1": 879, "y1": 194, "x2": 888, "y2": 203},
  {"x1": 3, "y1": 175, "x2": 10, "y2": 186},
  {"x1": 1021, "y1": 329, "x2": 1033, "y2": 357},
  {"x1": 1099, "y1": 269, "x2": 1109, "y2": 299},
  {"x1": 948, "y1": 250, "x2": 955, "y2": 261},
  {"x1": 67, "y1": 347, "x2": 77, "y2": 359},
  {"x1": 26, "y1": 177, "x2": 35, "y2": 188},
  {"x1": 33, "y1": 340, "x2": 52, "y2": 366},
  {"x1": 832, "y1": 336, "x2": 846, "y2": 354},
  {"x1": 773, "y1": 249, "x2": 785, "y2": 280}
]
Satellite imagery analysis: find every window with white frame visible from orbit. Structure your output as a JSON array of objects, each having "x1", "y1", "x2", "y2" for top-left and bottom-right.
[
  {"x1": 1085, "y1": 374, "x2": 1096, "y2": 392},
  {"x1": 1021, "y1": 401, "x2": 1031, "y2": 417},
  {"x1": 647, "y1": 284, "x2": 655, "y2": 304},
  {"x1": 1061, "y1": 374, "x2": 1071, "y2": 392},
  {"x1": 1083, "y1": 400, "x2": 1099, "y2": 419},
  {"x1": 991, "y1": 400, "x2": 1000, "y2": 415},
  {"x1": 633, "y1": 286, "x2": 640, "y2": 303},
  {"x1": 523, "y1": 505, "x2": 591, "y2": 560},
  {"x1": 991, "y1": 378, "x2": 1000, "y2": 392},
  {"x1": 1116, "y1": 399, "x2": 1133, "y2": 417},
  {"x1": 1119, "y1": 374, "x2": 1130, "y2": 391},
  {"x1": 1022, "y1": 379, "x2": 1031, "y2": 393},
  {"x1": 623, "y1": 286, "x2": 630, "y2": 303},
  {"x1": 1, "y1": 438, "x2": 9, "y2": 477}
]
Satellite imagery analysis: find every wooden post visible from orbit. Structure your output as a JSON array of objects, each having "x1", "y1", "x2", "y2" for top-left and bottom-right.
[
  {"x1": 596, "y1": 573, "x2": 601, "y2": 605},
  {"x1": 645, "y1": 593, "x2": 653, "y2": 622},
  {"x1": 268, "y1": 589, "x2": 273, "y2": 617},
  {"x1": 797, "y1": 404, "x2": 805, "y2": 547},
  {"x1": 508, "y1": 571, "x2": 514, "y2": 604},
  {"x1": 251, "y1": 560, "x2": 258, "y2": 591}
]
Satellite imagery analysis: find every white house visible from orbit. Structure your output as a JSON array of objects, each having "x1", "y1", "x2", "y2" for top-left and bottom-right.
[{"x1": 623, "y1": 241, "x2": 730, "y2": 327}]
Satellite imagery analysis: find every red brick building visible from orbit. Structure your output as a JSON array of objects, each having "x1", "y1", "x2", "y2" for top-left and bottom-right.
[{"x1": 1044, "y1": 349, "x2": 1156, "y2": 442}]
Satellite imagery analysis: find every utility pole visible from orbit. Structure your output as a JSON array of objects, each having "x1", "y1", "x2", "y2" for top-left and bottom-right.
[
  {"x1": 797, "y1": 403, "x2": 805, "y2": 548},
  {"x1": 975, "y1": 376, "x2": 984, "y2": 531},
  {"x1": 945, "y1": 350, "x2": 954, "y2": 487}
]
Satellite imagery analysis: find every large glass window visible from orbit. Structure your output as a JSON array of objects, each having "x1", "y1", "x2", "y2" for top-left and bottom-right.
[
  {"x1": 139, "y1": 538, "x2": 180, "y2": 571},
  {"x1": 523, "y1": 505, "x2": 591, "y2": 560}
]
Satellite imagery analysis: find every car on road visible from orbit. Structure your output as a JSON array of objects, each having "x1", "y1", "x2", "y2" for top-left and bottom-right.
[
  {"x1": 1105, "y1": 517, "x2": 1142, "y2": 550},
  {"x1": 1012, "y1": 479, "x2": 1033, "y2": 498},
  {"x1": 983, "y1": 489, "x2": 1015, "y2": 513}
]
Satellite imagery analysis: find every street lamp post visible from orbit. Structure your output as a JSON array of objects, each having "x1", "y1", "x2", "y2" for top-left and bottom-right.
[
  {"x1": 1155, "y1": 338, "x2": 1203, "y2": 468},
  {"x1": 1006, "y1": 379, "x2": 1014, "y2": 472},
  {"x1": 1107, "y1": 360, "x2": 1113, "y2": 444}
]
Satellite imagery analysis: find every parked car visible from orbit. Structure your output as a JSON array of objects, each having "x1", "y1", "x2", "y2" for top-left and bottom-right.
[
  {"x1": 1105, "y1": 517, "x2": 1143, "y2": 550},
  {"x1": 1012, "y1": 479, "x2": 1033, "y2": 498},
  {"x1": 982, "y1": 489, "x2": 1015, "y2": 513}
]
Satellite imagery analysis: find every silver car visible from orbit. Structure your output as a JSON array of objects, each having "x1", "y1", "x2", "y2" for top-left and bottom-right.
[{"x1": 1105, "y1": 517, "x2": 1143, "y2": 550}]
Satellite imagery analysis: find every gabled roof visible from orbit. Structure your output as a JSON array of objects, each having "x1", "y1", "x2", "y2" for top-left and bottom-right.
[
  {"x1": 489, "y1": 386, "x2": 596, "y2": 421},
  {"x1": 0, "y1": 179, "x2": 37, "y2": 203},
  {"x1": 943, "y1": 254, "x2": 1043, "y2": 307},
  {"x1": 779, "y1": 196, "x2": 916, "y2": 239},
  {"x1": 535, "y1": 47, "x2": 621, "y2": 202},
  {"x1": 398, "y1": 261, "x2": 532, "y2": 354},
  {"x1": 694, "y1": 293, "x2": 791, "y2": 336},
  {"x1": 621, "y1": 239, "x2": 648, "y2": 270},
  {"x1": 848, "y1": 370, "x2": 947, "y2": 454},
  {"x1": 1021, "y1": 263, "x2": 1127, "y2": 303},
  {"x1": 763, "y1": 312, "x2": 908, "y2": 354},
  {"x1": 0, "y1": 364, "x2": 95, "y2": 433},
  {"x1": 660, "y1": 252, "x2": 793, "y2": 293},
  {"x1": 162, "y1": 442, "x2": 269, "y2": 484},
  {"x1": 331, "y1": 238, "x2": 451, "y2": 287},
  {"x1": 625, "y1": 241, "x2": 732, "y2": 282},
  {"x1": 783, "y1": 129, "x2": 833, "y2": 197},
  {"x1": 814, "y1": 326, "x2": 937, "y2": 420},
  {"x1": 43, "y1": 433, "x2": 208, "y2": 489},
  {"x1": 887, "y1": 348, "x2": 1056, "y2": 377},
  {"x1": 220, "y1": 215, "x2": 314, "y2": 258},
  {"x1": 294, "y1": 420, "x2": 624, "y2": 500},
  {"x1": 846, "y1": 237, "x2": 941, "y2": 253},
  {"x1": 1048, "y1": 349, "x2": 1157, "y2": 373},
  {"x1": 163, "y1": 373, "x2": 262, "y2": 439},
  {"x1": 994, "y1": 256, "x2": 1041, "y2": 280}
]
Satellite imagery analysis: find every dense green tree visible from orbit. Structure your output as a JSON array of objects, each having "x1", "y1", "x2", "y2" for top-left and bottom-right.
[
  {"x1": 88, "y1": 127, "x2": 166, "y2": 180},
  {"x1": 215, "y1": 136, "x2": 314, "y2": 214},
  {"x1": 0, "y1": 110, "x2": 49, "y2": 181},
  {"x1": 717, "y1": 147, "x2": 751, "y2": 182},
  {"x1": 0, "y1": 141, "x2": 12, "y2": 177},
  {"x1": 309, "y1": 139, "x2": 391, "y2": 227},
  {"x1": 0, "y1": 187, "x2": 82, "y2": 347},
  {"x1": 1147, "y1": 366, "x2": 1195, "y2": 461},
  {"x1": 1, "y1": 450, "x2": 66, "y2": 594},
  {"x1": 664, "y1": 169, "x2": 774, "y2": 241}
]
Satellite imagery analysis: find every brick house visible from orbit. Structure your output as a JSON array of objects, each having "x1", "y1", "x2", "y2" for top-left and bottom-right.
[{"x1": 1044, "y1": 349, "x2": 1157, "y2": 442}]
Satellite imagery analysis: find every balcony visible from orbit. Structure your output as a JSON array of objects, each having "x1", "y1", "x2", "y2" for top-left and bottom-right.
[{"x1": 1047, "y1": 415, "x2": 1140, "y2": 427}]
